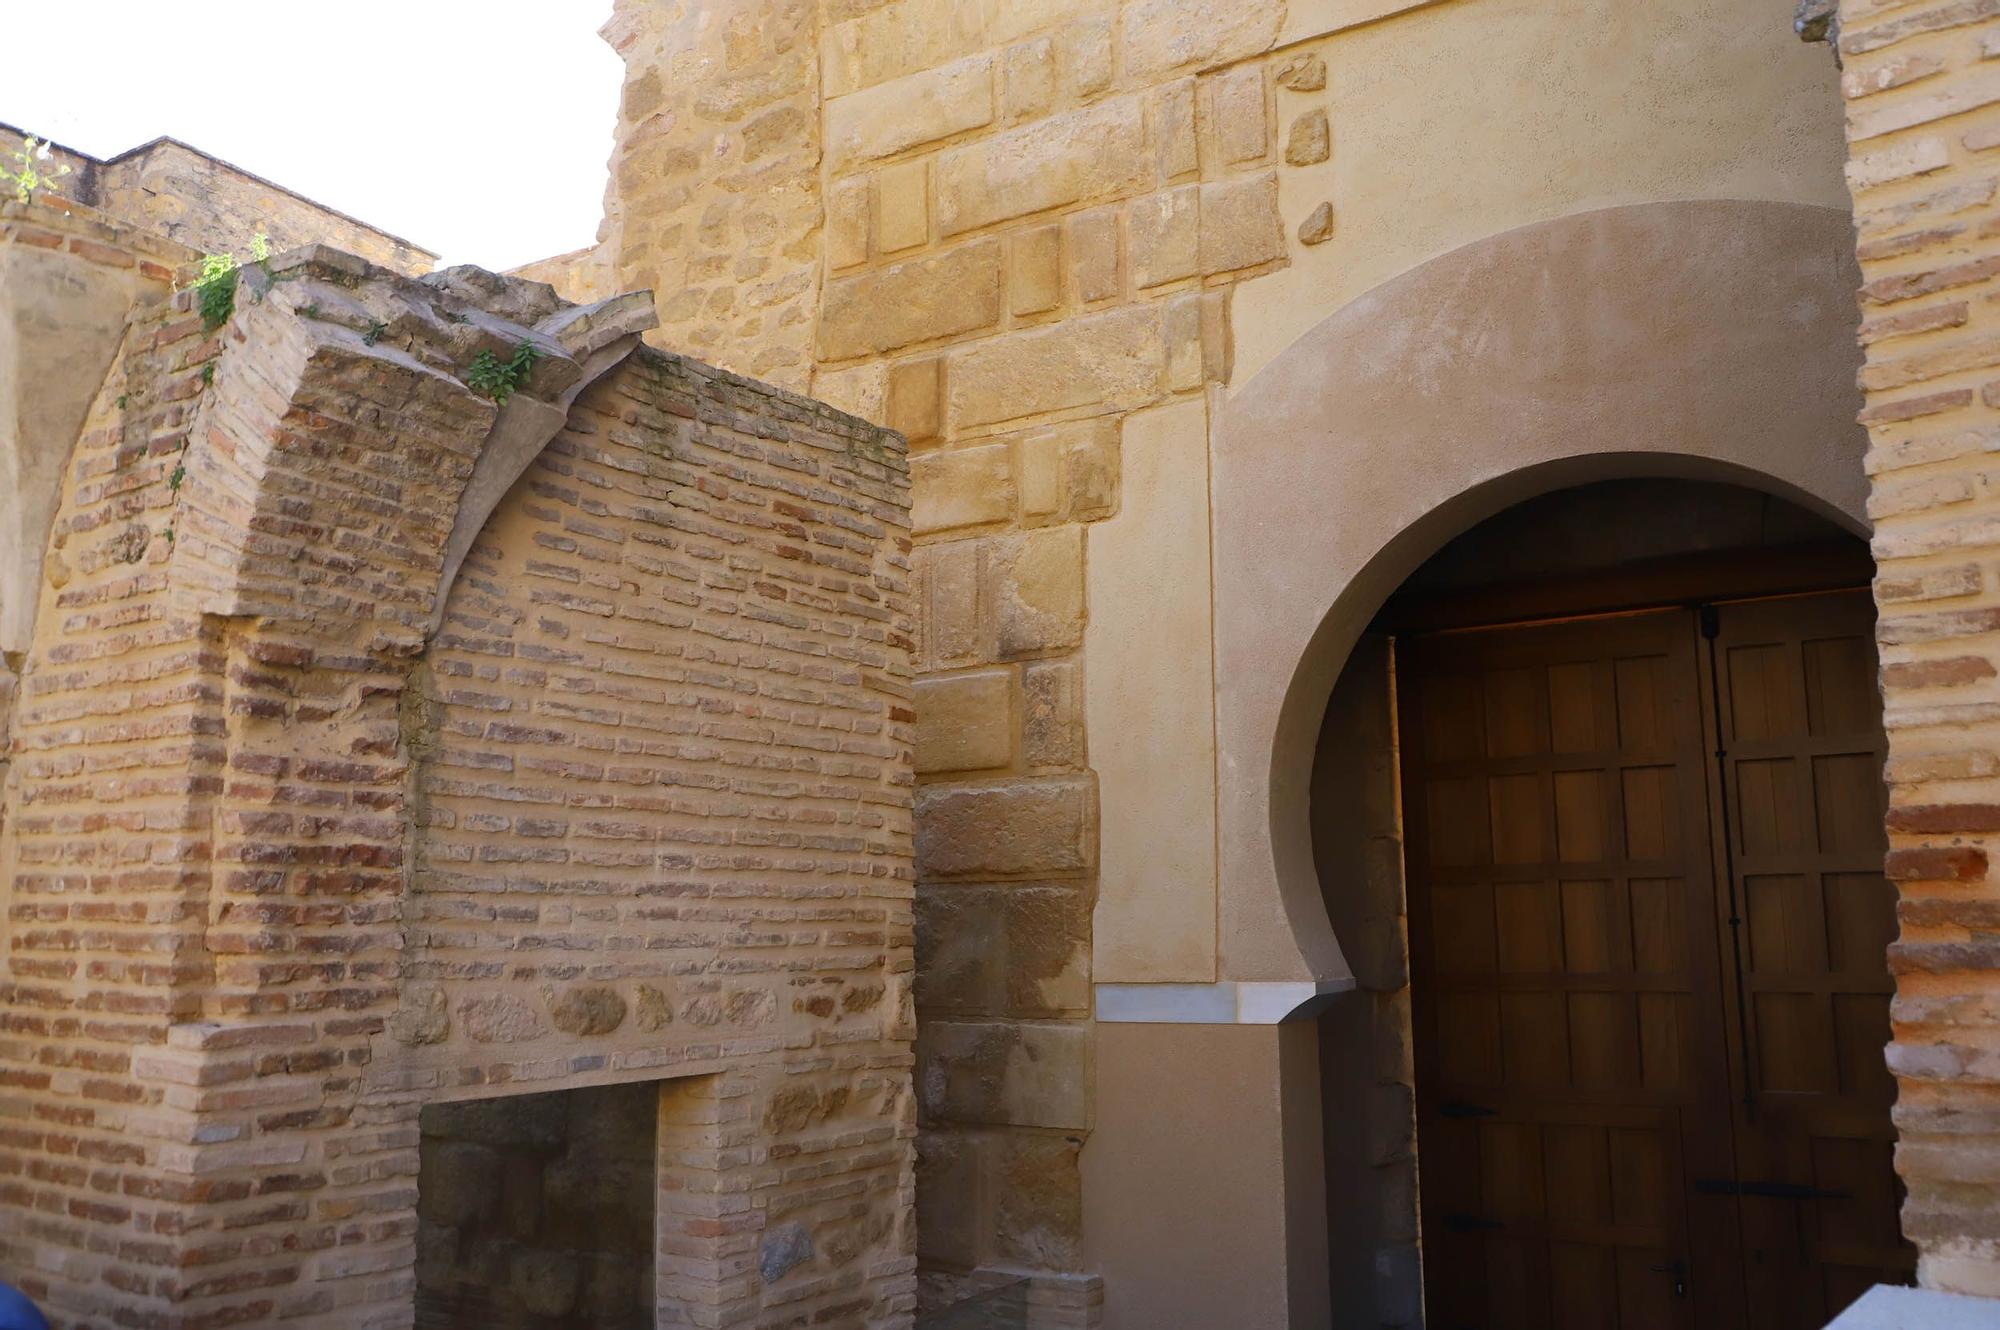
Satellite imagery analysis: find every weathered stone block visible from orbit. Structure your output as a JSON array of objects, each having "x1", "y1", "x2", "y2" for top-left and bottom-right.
[
  {"x1": 990, "y1": 525, "x2": 1086, "y2": 657},
  {"x1": 996, "y1": 1133, "x2": 1085, "y2": 1269},
  {"x1": 1299, "y1": 200, "x2": 1336, "y2": 246},
  {"x1": 921, "y1": 540, "x2": 983, "y2": 667},
  {"x1": 1276, "y1": 51, "x2": 1327, "y2": 92},
  {"x1": 878, "y1": 159, "x2": 930, "y2": 254},
  {"x1": 913, "y1": 442, "x2": 1018, "y2": 534},
  {"x1": 1069, "y1": 207, "x2": 1121, "y2": 303},
  {"x1": 1020, "y1": 430, "x2": 1063, "y2": 521},
  {"x1": 1211, "y1": 65, "x2": 1270, "y2": 164},
  {"x1": 461, "y1": 993, "x2": 548, "y2": 1044},
  {"x1": 1157, "y1": 78, "x2": 1199, "y2": 181},
  {"x1": 950, "y1": 305, "x2": 1166, "y2": 428},
  {"x1": 1123, "y1": 0, "x2": 1284, "y2": 79},
  {"x1": 546, "y1": 985, "x2": 627, "y2": 1036},
  {"x1": 937, "y1": 97, "x2": 1149, "y2": 236},
  {"x1": 1168, "y1": 291, "x2": 1205, "y2": 391},
  {"x1": 915, "y1": 1129, "x2": 983, "y2": 1268},
  {"x1": 1200, "y1": 171, "x2": 1286, "y2": 274},
  {"x1": 1004, "y1": 37, "x2": 1057, "y2": 124},
  {"x1": 829, "y1": 176, "x2": 870, "y2": 269},
  {"x1": 821, "y1": 240, "x2": 1004, "y2": 360},
  {"x1": 915, "y1": 774, "x2": 1096, "y2": 877},
  {"x1": 916, "y1": 1019, "x2": 1091, "y2": 1128},
  {"x1": 1009, "y1": 225, "x2": 1062, "y2": 315},
  {"x1": 1023, "y1": 658, "x2": 1084, "y2": 769},
  {"x1": 1059, "y1": 18, "x2": 1115, "y2": 100},
  {"x1": 916, "y1": 669, "x2": 1014, "y2": 775},
  {"x1": 888, "y1": 356, "x2": 945, "y2": 442},
  {"x1": 1286, "y1": 108, "x2": 1331, "y2": 166},
  {"x1": 827, "y1": 53, "x2": 995, "y2": 169},
  {"x1": 919, "y1": 882, "x2": 1090, "y2": 1017},
  {"x1": 1131, "y1": 185, "x2": 1200, "y2": 289}
]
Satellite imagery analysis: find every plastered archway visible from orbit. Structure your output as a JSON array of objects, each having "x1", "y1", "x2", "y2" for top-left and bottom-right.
[{"x1": 1208, "y1": 198, "x2": 1871, "y2": 988}]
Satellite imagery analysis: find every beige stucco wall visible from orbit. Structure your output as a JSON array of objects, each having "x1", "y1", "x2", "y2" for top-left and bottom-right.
[{"x1": 1233, "y1": 0, "x2": 1849, "y2": 387}]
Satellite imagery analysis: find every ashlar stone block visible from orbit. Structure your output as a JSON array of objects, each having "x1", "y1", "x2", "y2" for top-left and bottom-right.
[
  {"x1": 826, "y1": 52, "x2": 996, "y2": 169},
  {"x1": 916, "y1": 669, "x2": 1015, "y2": 774},
  {"x1": 820, "y1": 239, "x2": 1003, "y2": 359},
  {"x1": 1023, "y1": 658, "x2": 1084, "y2": 769},
  {"x1": 915, "y1": 774, "x2": 1097, "y2": 878},
  {"x1": 877, "y1": 159, "x2": 930, "y2": 254},
  {"x1": 1004, "y1": 37, "x2": 1058, "y2": 124},
  {"x1": 915, "y1": 1019, "x2": 1091, "y2": 1128},
  {"x1": 912, "y1": 441, "x2": 1018, "y2": 535},
  {"x1": 1210, "y1": 65, "x2": 1270, "y2": 165},
  {"x1": 1122, "y1": 0, "x2": 1284, "y2": 80},
  {"x1": 828, "y1": 176, "x2": 870, "y2": 269},
  {"x1": 950, "y1": 304, "x2": 1166, "y2": 428},
  {"x1": 989, "y1": 524, "x2": 1086, "y2": 658},
  {"x1": 1199, "y1": 171, "x2": 1286, "y2": 274},
  {"x1": 1131, "y1": 185, "x2": 1200, "y2": 290},
  {"x1": 888, "y1": 356, "x2": 944, "y2": 442},
  {"x1": 1156, "y1": 78, "x2": 1199, "y2": 181},
  {"x1": 1009, "y1": 224, "x2": 1062, "y2": 316},
  {"x1": 937, "y1": 96, "x2": 1149, "y2": 236},
  {"x1": 1069, "y1": 207, "x2": 1122, "y2": 303}
]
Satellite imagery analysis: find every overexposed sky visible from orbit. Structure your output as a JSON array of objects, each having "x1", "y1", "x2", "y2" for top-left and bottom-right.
[{"x1": 6, "y1": 1, "x2": 621, "y2": 270}]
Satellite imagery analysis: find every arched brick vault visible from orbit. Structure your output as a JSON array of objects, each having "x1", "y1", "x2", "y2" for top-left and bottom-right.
[
  {"x1": 1207, "y1": 198, "x2": 1871, "y2": 987},
  {"x1": 0, "y1": 250, "x2": 917, "y2": 1328}
]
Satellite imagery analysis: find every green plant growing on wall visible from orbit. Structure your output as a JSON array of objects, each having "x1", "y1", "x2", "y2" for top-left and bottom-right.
[
  {"x1": 1, "y1": 135, "x2": 72, "y2": 204},
  {"x1": 194, "y1": 251, "x2": 240, "y2": 331},
  {"x1": 191, "y1": 232, "x2": 271, "y2": 332},
  {"x1": 466, "y1": 341, "x2": 540, "y2": 406}
]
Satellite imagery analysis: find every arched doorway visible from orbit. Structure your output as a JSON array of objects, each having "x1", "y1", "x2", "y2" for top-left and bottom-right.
[{"x1": 1314, "y1": 479, "x2": 1914, "y2": 1329}]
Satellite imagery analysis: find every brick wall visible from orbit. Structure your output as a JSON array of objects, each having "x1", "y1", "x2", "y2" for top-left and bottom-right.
[
  {"x1": 1838, "y1": 0, "x2": 2000, "y2": 1298},
  {"x1": 0, "y1": 245, "x2": 915, "y2": 1327}
]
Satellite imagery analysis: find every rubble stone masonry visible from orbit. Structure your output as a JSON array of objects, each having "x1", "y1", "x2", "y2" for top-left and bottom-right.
[
  {"x1": 0, "y1": 204, "x2": 915, "y2": 1328},
  {"x1": 1840, "y1": 0, "x2": 2000, "y2": 1298}
]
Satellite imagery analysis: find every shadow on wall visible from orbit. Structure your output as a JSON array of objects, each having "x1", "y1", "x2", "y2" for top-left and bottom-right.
[{"x1": 416, "y1": 1081, "x2": 658, "y2": 1330}]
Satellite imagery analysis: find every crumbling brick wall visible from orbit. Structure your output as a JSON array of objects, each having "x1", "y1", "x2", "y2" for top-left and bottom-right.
[
  {"x1": 1838, "y1": 0, "x2": 2000, "y2": 1299},
  {"x1": 0, "y1": 235, "x2": 915, "y2": 1328}
]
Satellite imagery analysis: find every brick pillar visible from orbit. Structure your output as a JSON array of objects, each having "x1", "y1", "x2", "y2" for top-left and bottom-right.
[{"x1": 1839, "y1": 0, "x2": 2000, "y2": 1298}]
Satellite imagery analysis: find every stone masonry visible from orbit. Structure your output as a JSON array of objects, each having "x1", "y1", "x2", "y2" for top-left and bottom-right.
[
  {"x1": 1839, "y1": 0, "x2": 2000, "y2": 1299},
  {"x1": 584, "y1": 0, "x2": 1318, "y2": 1299},
  {"x1": 0, "y1": 197, "x2": 916, "y2": 1329}
]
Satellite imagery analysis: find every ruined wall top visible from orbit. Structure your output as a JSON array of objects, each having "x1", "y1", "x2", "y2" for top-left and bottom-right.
[{"x1": 0, "y1": 120, "x2": 439, "y2": 274}]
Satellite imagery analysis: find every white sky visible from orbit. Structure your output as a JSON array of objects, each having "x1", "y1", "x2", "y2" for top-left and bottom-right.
[{"x1": 6, "y1": 1, "x2": 622, "y2": 271}]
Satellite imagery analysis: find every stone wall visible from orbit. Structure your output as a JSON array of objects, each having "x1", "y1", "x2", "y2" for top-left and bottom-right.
[
  {"x1": 0, "y1": 239, "x2": 915, "y2": 1328},
  {"x1": 1836, "y1": 0, "x2": 2000, "y2": 1299},
  {"x1": 0, "y1": 122, "x2": 437, "y2": 273}
]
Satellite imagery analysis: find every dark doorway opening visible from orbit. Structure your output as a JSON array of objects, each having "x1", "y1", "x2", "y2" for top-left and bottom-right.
[
  {"x1": 416, "y1": 1081, "x2": 658, "y2": 1329},
  {"x1": 1315, "y1": 480, "x2": 1912, "y2": 1329}
]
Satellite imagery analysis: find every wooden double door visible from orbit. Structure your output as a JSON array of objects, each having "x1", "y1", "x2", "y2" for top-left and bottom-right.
[{"x1": 1401, "y1": 591, "x2": 1913, "y2": 1330}]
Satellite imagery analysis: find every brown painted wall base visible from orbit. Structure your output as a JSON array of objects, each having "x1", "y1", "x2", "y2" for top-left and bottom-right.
[{"x1": 1081, "y1": 1023, "x2": 1330, "y2": 1330}]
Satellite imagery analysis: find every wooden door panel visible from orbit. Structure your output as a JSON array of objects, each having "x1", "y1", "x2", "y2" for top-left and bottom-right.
[
  {"x1": 1403, "y1": 593, "x2": 1910, "y2": 1329},
  {"x1": 1703, "y1": 592, "x2": 1914, "y2": 1325},
  {"x1": 1405, "y1": 612, "x2": 1734, "y2": 1330}
]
